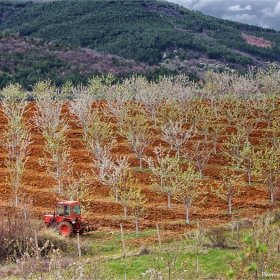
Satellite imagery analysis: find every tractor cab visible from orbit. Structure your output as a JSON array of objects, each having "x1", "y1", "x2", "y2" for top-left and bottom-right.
[
  {"x1": 44, "y1": 201, "x2": 87, "y2": 236},
  {"x1": 55, "y1": 201, "x2": 83, "y2": 223},
  {"x1": 44, "y1": 201, "x2": 84, "y2": 224}
]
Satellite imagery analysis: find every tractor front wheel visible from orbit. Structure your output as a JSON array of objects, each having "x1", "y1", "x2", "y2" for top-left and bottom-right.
[{"x1": 59, "y1": 221, "x2": 73, "y2": 237}]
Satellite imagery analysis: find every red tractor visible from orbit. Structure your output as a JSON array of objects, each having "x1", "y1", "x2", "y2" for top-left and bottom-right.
[{"x1": 44, "y1": 201, "x2": 96, "y2": 237}]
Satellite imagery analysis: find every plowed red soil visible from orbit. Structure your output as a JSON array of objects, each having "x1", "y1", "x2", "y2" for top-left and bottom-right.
[
  {"x1": 242, "y1": 33, "x2": 271, "y2": 48},
  {"x1": 0, "y1": 102, "x2": 277, "y2": 236}
]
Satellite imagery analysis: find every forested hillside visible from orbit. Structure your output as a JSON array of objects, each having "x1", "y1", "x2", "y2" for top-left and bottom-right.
[
  {"x1": 0, "y1": 0, "x2": 280, "y2": 88},
  {"x1": 0, "y1": 32, "x2": 167, "y2": 89}
]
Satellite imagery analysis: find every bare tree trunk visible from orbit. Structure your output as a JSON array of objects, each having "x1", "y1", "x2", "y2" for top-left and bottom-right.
[
  {"x1": 186, "y1": 205, "x2": 190, "y2": 224},
  {"x1": 124, "y1": 204, "x2": 127, "y2": 219},
  {"x1": 270, "y1": 191, "x2": 274, "y2": 203},
  {"x1": 167, "y1": 191, "x2": 171, "y2": 208},
  {"x1": 135, "y1": 219, "x2": 139, "y2": 236},
  {"x1": 228, "y1": 197, "x2": 232, "y2": 214},
  {"x1": 115, "y1": 186, "x2": 119, "y2": 202},
  {"x1": 213, "y1": 140, "x2": 217, "y2": 154},
  {"x1": 248, "y1": 170, "x2": 251, "y2": 186},
  {"x1": 139, "y1": 155, "x2": 142, "y2": 171},
  {"x1": 176, "y1": 147, "x2": 180, "y2": 160},
  {"x1": 198, "y1": 165, "x2": 203, "y2": 179},
  {"x1": 231, "y1": 215, "x2": 235, "y2": 239}
]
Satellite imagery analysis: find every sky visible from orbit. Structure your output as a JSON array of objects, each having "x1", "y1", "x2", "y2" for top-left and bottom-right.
[{"x1": 170, "y1": 0, "x2": 280, "y2": 31}]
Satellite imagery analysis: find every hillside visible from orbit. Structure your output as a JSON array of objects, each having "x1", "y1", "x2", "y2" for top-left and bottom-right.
[
  {"x1": 0, "y1": 33, "x2": 163, "y2": 90},
  {"x1": 1, "y1": 0, "x2": 280, "y2": 87}
]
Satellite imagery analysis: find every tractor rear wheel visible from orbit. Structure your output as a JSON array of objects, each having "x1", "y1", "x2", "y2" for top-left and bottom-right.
[{"x1": 59, "y1": 221, "x2": 73, "y2": 237}]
